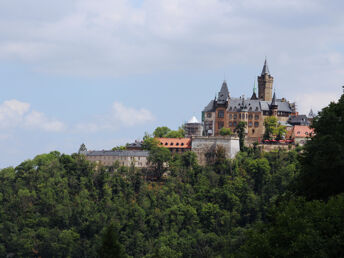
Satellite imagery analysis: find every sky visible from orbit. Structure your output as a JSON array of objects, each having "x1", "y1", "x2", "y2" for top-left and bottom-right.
[{"x1": 1, "y1": 0, "x2": 344, "y2": 168}]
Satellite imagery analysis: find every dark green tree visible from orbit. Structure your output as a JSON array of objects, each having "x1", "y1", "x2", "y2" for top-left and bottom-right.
[
  {"x1": 148, "y1": 146, "x2": 171, "y2": 179},
  {"x1": 235, "y1": 121, "x2": 247, "y2": 151},
  {"x1": 296, "y1": 93, "x2": 344, "y2": 200},
  {"x1": 98, "y1": 224, "x2": 127, "y2": 258},
  {"x1": 153, "y1": 126, "x2": 171, "y2": 138}
]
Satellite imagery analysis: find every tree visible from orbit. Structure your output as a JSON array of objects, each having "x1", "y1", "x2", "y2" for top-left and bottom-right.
[
  {"x1": 219, "y1": 127, "x2": 233, "y2": 136},
  {"x1": 112, "y1": 145, "x2": 127, "y2": 151},
  {"x1": 148, "y1": 146, "x2": 171, "y2": 179},
  {"x1": 165, "y1": 127, "x2": 185, "y2": 138},
  {"x1": 142, "y1": 133, "x2": 159, "y2": 150},
  {"x1": 296, "y1": 93, "x2": 344, "y2": 200},
  {"x1": 263, "y1": 116, "x2": 278, "y2": 140},
  {"x1": 274, "y1": 125, "x2": 286, "y2": 141},
  {"x1": 153, "y1": 126, "x2": 185, "y2": 138},
  {"x1": 98, "y1": 224, "x2": 127, "y2": 258},
  {"x1": 235, "y1": 121, "x2": 247, "y2": 151},
  {"x1": 153, "y1": 126, "x2": 171, "y2": 138}
]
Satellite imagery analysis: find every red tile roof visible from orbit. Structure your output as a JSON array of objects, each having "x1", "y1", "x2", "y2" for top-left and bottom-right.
[
  {"x1": 158, "y1": 138, "x2": 191, "y2": 149},
  {"x1": 293, "y1": 125, "x2": 314, "y2": 138}
]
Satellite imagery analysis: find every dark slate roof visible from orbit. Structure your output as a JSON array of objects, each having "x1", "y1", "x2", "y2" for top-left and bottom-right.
[
  {"x1": 227, "y1": 98, "x2": 261, "y2": 112},
  {"x1": 288, "y1": 115, "x2": 309, "y2": 126},
  {"x1": 86, "y1": 150, "x2": 149, "y2": 157},
  {"x1": 127, "y1": 141, "x2": 142, "y2": 149},
  {"x1": 260, "y1": 100, "x2": 293, "y2": 112},
  {"x1": 218, "y1": 81, "x2": 229, "y2": 104},
  {"x1": 261, "y1": 59, "x2": 270, "y2": 75},
  {"x1": 203, "y1": 100, "x2": 216, "y2": 112}
]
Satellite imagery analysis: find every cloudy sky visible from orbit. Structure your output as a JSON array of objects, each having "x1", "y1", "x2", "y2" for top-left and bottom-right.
[{"x1": 1, "y1": 0, "x2": 343, "y2": 167}]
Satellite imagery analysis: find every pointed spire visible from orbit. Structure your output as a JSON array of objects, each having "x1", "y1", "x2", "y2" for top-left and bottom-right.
[
  {"x1": 220, "y1": 80, "x2": 229, "y2": 94},
  {"x1": 271, "y1": 91, "x2": 277, "y2": 106},
  {"x1": 250, "y1": 79, "x2": 258, "y2": 100},
  {"x1": 261, "y1": 58, "x2": 270, "y2": 75},
  {"x1": 308, "y1": 109, "x2": 315, "y2": 118},
  {"x1": 217, "y1": 80, "x2": 229, "y2": 103}
]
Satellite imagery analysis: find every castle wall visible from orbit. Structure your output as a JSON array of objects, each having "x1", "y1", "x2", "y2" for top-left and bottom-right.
[{"x1": 191, "y1": 136, "x2": 240, "y2": 165}]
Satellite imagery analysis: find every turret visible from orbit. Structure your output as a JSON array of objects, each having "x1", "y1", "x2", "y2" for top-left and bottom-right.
[
  {"x1": 217, "y1": 80, "x2": 229, "y2": 104},
  {"x1": 270, "y1": 92, "x2": 278, "y2": 116}
]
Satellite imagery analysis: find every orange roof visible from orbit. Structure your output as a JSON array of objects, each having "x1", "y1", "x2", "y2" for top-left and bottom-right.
[
  {"x1": 158, "y1": 138, "x2": 191, "y2": 149},
  {"x1": 293, "y1": 125, "x2": 314, "y2": 138}
]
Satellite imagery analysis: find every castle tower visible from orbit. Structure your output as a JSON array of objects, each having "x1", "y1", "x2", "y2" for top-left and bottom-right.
[{"x1": 258, "y1": 59, "x2": 274, "y2": 101}]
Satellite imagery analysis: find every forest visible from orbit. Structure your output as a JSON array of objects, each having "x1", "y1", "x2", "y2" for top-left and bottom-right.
[{"x1": 0, "y1": 93, "x2": 343, "y2": 258}]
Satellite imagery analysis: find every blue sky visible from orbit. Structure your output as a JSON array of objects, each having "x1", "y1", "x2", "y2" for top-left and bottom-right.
[{"x1": 1, "y1": 0, "x2": 343, "y2": 167}]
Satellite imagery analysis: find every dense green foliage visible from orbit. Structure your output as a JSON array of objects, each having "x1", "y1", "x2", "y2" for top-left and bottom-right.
[
  {"x1": 0, "y1": 148, "x2": 299, "y2": 257},
  {"x1": 153, "y1": 126, "x2": 185, "y2": 138},
  {"x1": 263, "y1": 116, "x2": 286, "y2": 140},
  {"x1": 237, "y1": 93, "x2": 344, "y2": 256},
  {"x1": 296, "y1": 93, "x2": 344, "y2": 200}
]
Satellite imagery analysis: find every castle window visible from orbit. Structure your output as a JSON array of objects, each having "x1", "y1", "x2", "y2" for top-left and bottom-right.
[
  {"x1": 207, "y1": 113, "x2": 211, "y2": 118},
  {"x1": 218, "y1": 110, "x2": 224, "y2": 118},
  {"x1": 218, "y1": 121, "x2": 224, "y2": 129},
  {"x1": 255, "y1": 115, "x2": 259, "y2": 120},
  {"x1": 249, "y1": 107, "x2": 252, "y2": 111},
  {"x1": 255, "y1": 107, "x2": 259, "y2": 111},
  {"x1": 248, "y1": 122, "x2": 253, "y2": 127},
  {"x1": 248, "y1": 114, "x2": 253, "y2": 119},
  {"x1": 254, "y1": 122, "x2": 259, "y2": 127},
  {"x1": 234, "y1": 114, "x2": 237, "y2": 119},
  {"x1": 229, "y1": 114, "x2": 232, "y2": 119},
  {"x1": 229, "y1": 107, "x2": 232, "y2": 111},
  {"x1": 181, "y1": 143, "x2": 184, "y2": 146},
  {"x1": 229, "y1": 122, "x2": 232, "y2": 126},
  {"x1": 176, "y1": 143, "x2": 179, "y2": 146},
  {"x1": 165, "y1": 142, "x2": 168, "y2": 146},
  {"x1": 170, "y1": 143, "x2": 174, "y2": 146},
  {"x1": 233, "y1": 121, "x2": 237, "y2": 127}
]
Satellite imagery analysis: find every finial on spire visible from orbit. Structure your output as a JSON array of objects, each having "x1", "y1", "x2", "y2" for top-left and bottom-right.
[{"x1": 253, "y1": 79, "x2": 257, "y2": 94}]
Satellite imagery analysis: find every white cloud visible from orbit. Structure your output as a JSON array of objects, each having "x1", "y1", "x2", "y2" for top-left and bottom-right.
[
  {"x1": 24, "y1": 111, "x2": 66, "y2": 132},
  {"x1": 112, "y1": 102, "x2": 155, "y2": 126},
  {"x1": 75, "y1": 101, "x2": 155, "y2": 132},
  {"x1": 0, "y1": 0, "x2": 342, "y2": 79},
  {"x1": 0, "y1": 99, "x2": 30, "y2": 128},
  {"x1": 0, "y1": 99, "x2": 66, "y2": 132}
]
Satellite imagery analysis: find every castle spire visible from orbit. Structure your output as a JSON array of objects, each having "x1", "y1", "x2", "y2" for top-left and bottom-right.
[
  {"x1": 271, "y1": 91, "x2": 277, "y2": 107},
  {"x1": 261, "y1": 58, "x2": 270, "y2": 75},
  {"x1": 250, "y1": 79, "x2": 258, "y2": 100}
]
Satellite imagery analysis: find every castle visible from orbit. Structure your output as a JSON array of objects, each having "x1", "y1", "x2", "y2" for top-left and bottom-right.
[{"x1": 202, "y1": 59, "x2": 296, "y2": 141}]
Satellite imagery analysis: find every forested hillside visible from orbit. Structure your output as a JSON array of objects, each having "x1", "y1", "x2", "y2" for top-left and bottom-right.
[{"x1": 0, "y1": 93, "x2": 343, "y2": 257}]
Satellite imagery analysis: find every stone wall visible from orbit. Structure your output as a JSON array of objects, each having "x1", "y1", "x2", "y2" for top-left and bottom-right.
[{"x1": 191, "y1": 136, "x2": 240, "y2": 165}]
